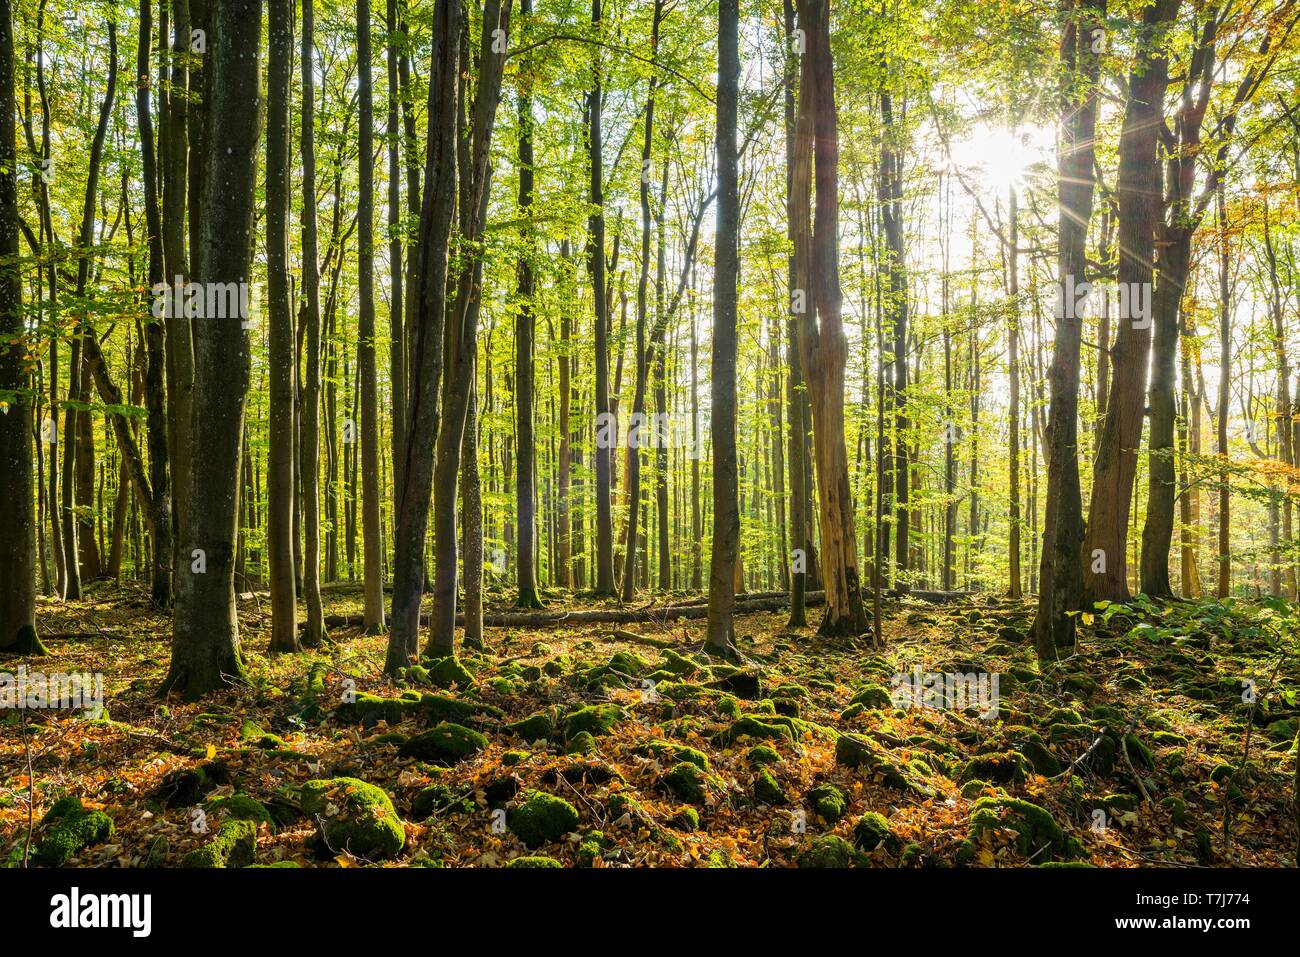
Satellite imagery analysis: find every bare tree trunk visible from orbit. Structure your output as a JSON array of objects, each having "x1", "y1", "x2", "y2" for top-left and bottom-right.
[
  {"x1": 1033, "y1": 0, "x2": 1103, "y2": 663},
  {"x1": 0, "y1": 0, "x2": 45, "y2": 653},
  {"x1": 162, "y1": 0, "x2": 262, "y2": 699},
  {"x1": 706, "y1": 0, "x2": 740, "y2": 658}
]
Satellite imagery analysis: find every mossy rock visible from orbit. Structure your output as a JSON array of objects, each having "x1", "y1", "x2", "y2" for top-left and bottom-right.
[
  {"x1": 808, "y1": 783, "x2": 847, "y2": 823},
  {"x1": 299, "y1": 777, "x2": 405, "y2": 860},
  {"x1": 181, "y1": 819, "x2": 256, "y2": 868},
  {"x1": 1123, "y1": 733, "x2": 1155, "y2": 770},
  {"x1": 662, "y1": 762, "x2": 710, "y2": 804},
  {"x1": 960, "y1": 796, "x2": 1084, "y2": 864},
  {"x1": 753, "y1": 768, "x2": 786, "y2": 805},
  {"x1": 154, "y1": 761, "x2": 229, "y2": 807},
  {"x1": 35, "y1": 798, "x2": 115, "y2": 867},
  {"x1": 657, "y1": 649, "x2": 700, "y2": 677},
  {"x1": 565, "y1": 730, "x2": 598, "y2": 755},
  {"x1": 705, "y1": 665, "x2": 763, "y2": 699},
  {"x1": 959, "y1": 750, "x2": 1028, "y2": 786},
  {"x1": 577, "y1": 831, "x2": 608, "y2": 867},
  {"x1": 1018, "y1": 739, "x2": 1063, "y2": 777},
  {"x1": 835, "y1": 733, "x2": 924, "y2": 793},
  {"x1": 644, "y1": 739, "x2": 710, "y2": 771},
  {"x1": 715, "y1": 714, "x2": 796, "y2": 746},
  {"x1": 508, "y1": 790, "x2": 580, "y2": 848},
  {"x1": 411, "y1": 783, "x2": 476, "y2": 818},
  {"x1": 852, "y1": 811, "x2": 899, "y2": 852},
  {"x1": 668, "y1": 807, "x2": 700, "y2": 831},
  {"x1": 508, "y1": 855, "x2": 563, "y2": 868},
  {"x1": 422, "y1": 656, "x2": 475, "y2": 689},
  {"x1": 850, "y1": 683, "x2": 894, "y2": 709},
  {"x1": 207, "y1": 794, "x2": 273, "y2": 829},
  {"x1": 1097, "y1": 793, "x2": 1138, "y2": 813},
  {"x1": 607, "y1": 791, "x2": 649, "y2": 823},
  {"x1": 561, "y1": 704, "x2": 624, "y2": 740},
  {"x1": 797, "y1": 834, "x2": 868, "y2": 868},
  {"x1": 507, "y1": 711, "x2": 555, "y2": 742},
  {"x1": 501, "y1": 750, "x2": 530, "y2": 767},
  {"x1": 399, "y1": 722, "x2": 489, "y2": 764},
  {"x1": 746, "y1": 744, "x2": 781, "y2": 767}
]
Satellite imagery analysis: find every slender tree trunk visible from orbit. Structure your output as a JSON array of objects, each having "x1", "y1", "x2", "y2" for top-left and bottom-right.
[
  {"x1": 266, "y1": 0, "x2": 299, "y2": 652},
  {"x1": 357, "y1": 0, "x2": 386, "y2": 633},
  {"x1": 706, "y1": 0, "x2": 740, "y2": 658},
  {"x1": 1033, "y1": 0, "x2": 1102, "y2": 663}
]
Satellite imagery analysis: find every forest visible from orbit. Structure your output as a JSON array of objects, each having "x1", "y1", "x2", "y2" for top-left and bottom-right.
[{"x1": 0, "y1": 0, "x2": 1298, "y2": 878}]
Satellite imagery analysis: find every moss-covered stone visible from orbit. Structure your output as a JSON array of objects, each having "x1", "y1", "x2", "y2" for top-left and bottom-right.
[
  {"x1": 959, "y1": 750, "x2": 1028, "y2": 785},
  {"x1": 808, "y1": 783, "x2": 848, "y2": 823},
  {"x1": 668, "y1": 807, "x2": 700, "y2": 831},
  {"x1": 853, "y1": 811, "x2": 898, "y2": 852},
  {"x1": 850, "y1": 683, "x2": 894, "y2": 709},
  {"x1": 35, "y1": 798, "x2": 114, "y2": 867},
  {"x1": 753, "y1": 768, "x2": 787, "y2": 805},
  {"x1": 399, "y1": 722, "x2": 488, "y2": 764},
  {"x1": 422, "y1": 656, "x2": 475, "y2": 689},
  {"x1": 565, "y1": 730, "x2": 598, "y2": 755},
  {"x1": 508, "y1": 855, "x2": 563, "y2": 868},
  {"x1": 508, "y1": 790, "x2": 580, "y2": 848},
  {"x1": 607, "y1": 791, "x2": 648, "y2": 822},
  {"x1": 746, "y1": 744, "x2": 781, "y2": 767},
  {"x1": 715, "y1": 714, "x2": 796, "y2": 746},
  {"x1": 207, "y1": 794, "x2": 273, "y2": 829},
  {"x1": 180, "y1": 819, "x2": 257, "y2": 868},
  {"x1": 960, "y1": 796, "x2": 1084, "y2": 864},
  {"x1": 507, "y1": 710, "x2": 555, "y2": 742},
  {"x1": 299, "y1": 777, "x2": 405, "y2": 859},
  {"x1": 561, "y1": 704, "x2": 624, "y2": 740},
  {"x1": 797, "y1": 834, "x2": 867, "y2": 868},
  {"x1": 411, "y1": 783, "x2": 476, "y2": 818},
  {"x1": 663, "y1": 762, "x2": 709, "y2": 804},
  {"x1": 1018, "y1": 739, "x2": 1063, "y2": 776},
  {"x1": 645, "y1": 739, "x2": 710, "y2": 771},
  {"x1": 501, "y1": 750, "x2": 529, "y2": 767},
  {"x1": 576, "y1": 831, "x2": 608, "y2": 867}
]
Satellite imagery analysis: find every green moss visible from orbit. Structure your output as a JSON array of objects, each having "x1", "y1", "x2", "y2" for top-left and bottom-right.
[
  {"x1": 668, "y1": 807, "x2": 700, "y2": 831},
  {"x1": 663, "y1": 762, "x2": 709, "y2": 804},
  {"x1": 753, "y1": 768, "x2": 786, "y2": 805},
  {"x1": 852, "y1": 811, "x2": 899, "y2": 852},
  {"x1": 565, "y1": 730, "x2": 598, "y2": 755},
  {"x1": 657, "y1": 649, "x2": 699, "y2": 677},
  {"x1": 422, "y1": 656, "x2": 475, "y2": 689},
  {"x1": 180, "y1": 819, "x2": 257, "y2": 868},
  {"x1": 208, "y1": 794, "x2": 273, "y2": 828},
  {"x1": 850, "y1": 683, "x2": 894, "y2": 709},
  {"x1": 508, "y1": 790, "x2": 580, "y2": 848},
  {"x1": 1018, "y1": 739, "x2": 1062, "y2": 776},
  {"x1": 645, "y1": 739, "x2": 710, "y2": 771},
  {"x1": 411, "y1": 784, "x2": 476, "y2": 818},
  {"x1": 961, "y1": 796, "x2": 1084, "y2": 863},
  {"x1": 959, "y1": 750, "x2": 1028, "y2": 785},
  {"x1": 562, "y1": 704, "x2": 624, "y2": 739},
  {"x1": 399, "y1": 722, "x2": 489, "y2": 764},
  {"x1": 835, "y1": 733, "x2": 924, "y2": 793},
  {"x1": 501, "y1": 750, "x2": 529, "y2": 767},
  {"x1": 715, "y1": 714, "x2": 796, "y2": 746},
  {"x1": 576, "y1": 830, "x2": 608, "y2": 867},
  {"x1": 746, "y1": 744, "x2": 781, "y2": 767},
  {"x1": 507, "y1": 711, "x2": 555, "y2": 742},
  {"x1": 808, "y1": 783, "x2": 847, "y2": 823},
  {"x1": 35, "y1": 799, "x2": 114, "y2": 867},
  {"x1": 607, "y1": 791, "x2": 647, "y2": 821},
  {"x1": 798, "y1": 834, "x2": 867, "y2": 868},
  {"x1": 299, "y1": 777, "x2": 405, "y2": 859},
  {"x1": 507, "y1": 855, "x2": 563, "y2": 868}
]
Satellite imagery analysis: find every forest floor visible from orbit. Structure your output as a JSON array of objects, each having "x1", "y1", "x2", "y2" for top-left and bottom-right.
[{"x1": 3, "y1": 581, "x2": 1297, "y2": 868}]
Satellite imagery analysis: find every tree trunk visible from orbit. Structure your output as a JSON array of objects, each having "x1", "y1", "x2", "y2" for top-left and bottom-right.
[{"x1": 161, "y1": 0, "x2": 262, "y2": 700}]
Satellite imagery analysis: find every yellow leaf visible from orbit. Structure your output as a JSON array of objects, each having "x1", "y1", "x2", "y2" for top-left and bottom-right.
[{"x1": 205, "y1": 744, "x2": 217, "y2": 760}]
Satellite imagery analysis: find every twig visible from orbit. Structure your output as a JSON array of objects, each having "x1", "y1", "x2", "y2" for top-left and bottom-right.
[
  {"x1": 22, "y1": 709, "x2": 34, "y2": 868},
  {"x1": 1120, "y1": 713, "x2": 1153, "y2": 804}
]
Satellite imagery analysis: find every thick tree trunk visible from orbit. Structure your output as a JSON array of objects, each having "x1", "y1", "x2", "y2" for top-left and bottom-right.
[
  {"x1": 792, "y1": 0, "x2": 869, "y2": 638},
  {"x1": 0, "y1": 0, "x2": 45, "y2": 653},
  {"x1": 161, "y1": 0, "x2": 261, "y2": 700}
]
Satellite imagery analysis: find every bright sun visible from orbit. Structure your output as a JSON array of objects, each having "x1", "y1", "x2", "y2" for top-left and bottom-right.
[{"x1": 957, "y1": 123, "x2": 1052, "y2": 196}]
